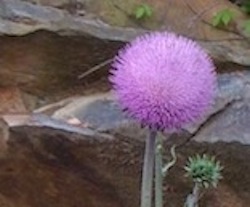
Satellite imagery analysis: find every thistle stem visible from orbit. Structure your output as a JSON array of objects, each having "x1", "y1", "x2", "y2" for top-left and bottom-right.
[
  {"x1": 140, "y1": 130, "x2": 157, "y2": 207},
  {"x1": 155, "y1": 136, "x2": 163, "y2": 207},
  {"x1": 184, "y1": 183, "x2": 200, "y2": 207},
  {"x1": 193, "y1": 183, "x2": 200, "y2": 207}
]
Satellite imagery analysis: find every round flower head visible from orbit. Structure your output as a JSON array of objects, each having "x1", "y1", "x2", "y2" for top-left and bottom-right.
[{"x1": 109, "y1": 32, "x2": 216, "y2": 131}]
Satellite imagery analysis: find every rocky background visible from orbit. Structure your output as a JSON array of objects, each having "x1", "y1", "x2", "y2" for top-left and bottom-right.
[{"x1": 0, "y1": 0, "x2": 250, "y2": 206}]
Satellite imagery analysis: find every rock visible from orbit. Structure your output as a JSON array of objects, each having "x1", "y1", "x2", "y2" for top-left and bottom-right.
[
  {"x1": 52, "y1": 71, "x2": 250, "y2": 145},
  {"x1": 0, "y1": 30, "x2": 121, "y2": 96},
  {"x1": 0, "y1": 1, "x2": 250, "y2": 100},
  {"x1": 0, "y1": 87, "x2": 35, "y2": 114},
  {"x1": 27, "y1": 0, "x2": 77, "y2": 7},
  {"x1": 0, "y1": 0, "x2": 250, "y2": 65},
  {"x1": 0, "y1": 0, "x2": 146, "y2": 39},
  {"x1": 52, "y1": 92, "x2": 147, "y2": 140},
  {"x1": 3, "y1": 114, "x2": 112, "y2": 138},
  {"x1": 193, "y1": 71, "x2": 250, "y2": 144},
  {"x1": 0, "y1": 130, "x2": 122, "y2": 206},
  {"x1": 0, "y1": 114, "x2": 249, "y2": 206},
  {"x1": 52, "y1": 92, "x2": 128, "y2": 131}
]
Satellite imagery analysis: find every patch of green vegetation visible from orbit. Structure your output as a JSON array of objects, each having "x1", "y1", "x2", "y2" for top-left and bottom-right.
[
  {"x1": 212, "y1": 4, "x2": 250, "y2": 35},
  {"x1": 212, "y1": 9, "x2": 234, "y2": 27},
  {"x1": 133, "y1": 4, "x2": 153, "y2": 20}
]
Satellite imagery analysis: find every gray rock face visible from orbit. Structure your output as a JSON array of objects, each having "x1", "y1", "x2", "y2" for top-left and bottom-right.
[
  {"x1": 0, "y1": 0, "x2": 145, "y2": 40},
  {"x1": 0, "y1": 0, "x2": 62, "y2": 21},
  {"x1": 0, "y1": 0, "x2": 250, "y2": 66},
  {"x1": 53, "y1": 71, "x2": 250, "y2": 145},
  {"x1": 194, "y1": 72, "x2": 250, "y2": 144}
]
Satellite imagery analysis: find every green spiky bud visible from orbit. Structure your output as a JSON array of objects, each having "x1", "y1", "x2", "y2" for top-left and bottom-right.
[{"x1": 184, "y1": 154, "x2": 223, "y2": 188}]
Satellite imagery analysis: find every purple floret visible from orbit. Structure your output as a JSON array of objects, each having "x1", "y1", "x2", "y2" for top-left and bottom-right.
[{"x1": 109, "y1": 32, "x2": 216, "y2": 131}]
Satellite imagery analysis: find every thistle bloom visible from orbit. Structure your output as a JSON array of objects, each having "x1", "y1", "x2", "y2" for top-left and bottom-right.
[{"x1": 109, "y1": 32, "x2": 216, "y2": 131}]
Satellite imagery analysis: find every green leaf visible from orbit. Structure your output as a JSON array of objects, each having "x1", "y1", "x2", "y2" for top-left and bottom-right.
[
  {"x1": 212, "y1": 9, "x2": 234, "y2": 27},
  {"x1": 221, "y1": 12, "x2": 232, "y2": 25},
  {"x1": 143, "y1": 4, "x2": 153, "y2": 17},
  {"x1": 212, "y1": 14, "x2": 222, "y2": 27},
  {"x1": 134, "y1": 4, "x2": 153, "y2": 20},
  {"x1": 135, "y1": 6, "x2": 145, "y2": 19}
]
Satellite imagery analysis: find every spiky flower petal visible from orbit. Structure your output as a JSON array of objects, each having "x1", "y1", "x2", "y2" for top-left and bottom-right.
[
  {"x1": 109, "y1": 32, "x2": 216, "y2": 131},
  {"x1": 184, "y1": 154, "x2": 223, "y2": 188}
]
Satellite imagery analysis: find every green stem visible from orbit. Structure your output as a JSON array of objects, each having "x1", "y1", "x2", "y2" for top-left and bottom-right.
[
  {"x1": 140, "y1": 130, "x2": 157, "y2": 207},
  {"x1": 184, "y1": 183, "x2": 200, "y2": 207},
  {"x1": 155, "y1": 136, "x2": 163, "y2": 207},
  {"x1": 192, "y1": 183, "x2": 200, "y2": 207}
]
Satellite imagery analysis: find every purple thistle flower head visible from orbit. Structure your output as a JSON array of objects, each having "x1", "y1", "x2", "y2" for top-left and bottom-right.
[{"x1": 109, "y1": 32, "x2": 216, "y2": 131}]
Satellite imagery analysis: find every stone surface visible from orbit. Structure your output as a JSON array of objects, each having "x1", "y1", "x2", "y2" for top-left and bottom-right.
[
  {"x1": 193, "y1": 71, "x2": 250, "y2": 143},
  {"x1": 52, "y1": 71, "x2": 250, "y2": 145},
  {"x1": 0, "y1": 0, "x2": 250, "y2": 65},
  {"x1": 0, "y1": 114, "x2": 249, "y2": 206},
  {"x1": 0, "y1": 116, "x2": 122, "y2": 207},
  {"x1": 0, "y1": 31, "x2": 121, "y2": 96},
  {"x1": 0, "y1": 0, "x2": 146, "y2": 39},
  {"x1": 0, "y1": 88, "x2": 36, "y2": 114}
]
